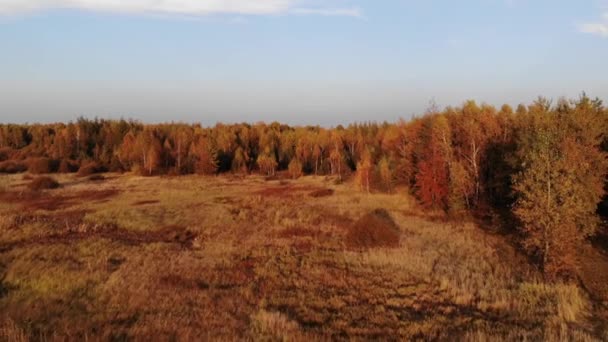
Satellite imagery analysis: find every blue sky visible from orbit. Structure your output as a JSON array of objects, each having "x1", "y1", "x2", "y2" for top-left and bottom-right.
[{"x1": 0, "y1": 0, "x2": 607, "y2": 125}]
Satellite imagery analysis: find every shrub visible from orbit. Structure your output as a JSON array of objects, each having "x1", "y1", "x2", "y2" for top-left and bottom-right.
[
  {"x1": 0, "y1": 147, "x2": 13, "y2": 162},
  {"x1": 28, "y1": 176, "x2": 60, "y2": 191},
  {"x1": 0, "y1": 160, "x2": 27, "y2": 174},
  {"x1": 58, "y1": 159, "x2": 79, "y2": 173},
  {"x1": 77, "y1": 162, "x2": 106, "y2": 177},
  {"x1": 108, "y1": 158, "x2": 125, "y2": 173},
  {"x1": 27, "y1": 157, "x2": 57, "y2": 174},
  {"x1": 346, "y1": 208, "x2": 400, "y2": 249}
]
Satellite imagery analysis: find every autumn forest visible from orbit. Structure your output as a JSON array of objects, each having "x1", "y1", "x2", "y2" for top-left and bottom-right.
[
  {"x1": 2, "y1": 96, "x2": 606, "y2": 277},
  {"x1": 1, "y1": 95, "x2": 608, "y2": 340}
]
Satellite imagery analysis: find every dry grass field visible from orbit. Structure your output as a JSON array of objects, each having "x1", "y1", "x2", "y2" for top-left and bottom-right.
[{"x1": 0, "y1": 173, "x2": 607, "y2": 341}]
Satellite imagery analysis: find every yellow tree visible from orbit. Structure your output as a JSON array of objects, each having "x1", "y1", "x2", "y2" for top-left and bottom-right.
[
  {"x1": 288, "y1": 158, "x2": 303, "y2": 179},
  {"x1": 378, "y1": 156, "x2": 393, "y2": 193},
  {"x1": 512, "y1": 96, "x2": 606, "y2": 278},
  {"x1": 257, "y1": 147, "x2": 278, "y2": 176},
  {"x1": 355, "y1": 148, "x2": 373, "y2": 193},
  {"x1": 191, "y1": 134, "x2": 218, "y2": 175}
]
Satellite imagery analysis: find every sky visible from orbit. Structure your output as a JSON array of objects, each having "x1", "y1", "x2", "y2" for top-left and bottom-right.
[{"x1": 0, "y1": 0, "x2": 607, "y2": 126}]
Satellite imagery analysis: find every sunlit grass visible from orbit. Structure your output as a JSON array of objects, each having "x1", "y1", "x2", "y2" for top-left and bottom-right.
[{"x1": 0, "y1": 173, "x2": 602, "y2": 340}]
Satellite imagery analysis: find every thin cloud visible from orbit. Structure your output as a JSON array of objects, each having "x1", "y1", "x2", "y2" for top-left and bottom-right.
[
  {"x1": 0, "y1": 0, "x2": 361, "y2": 17},
  {"x1": 290, "y1": 7, "x2": 363, "y2": 18},
  {"x1": 579, "y1": 12, "x2": 608, "y2": 37}
]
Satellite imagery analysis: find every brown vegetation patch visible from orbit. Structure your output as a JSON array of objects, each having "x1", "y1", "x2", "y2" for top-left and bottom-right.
[
  {"x1": 308, "y1": 188, "x2": 334, "y2": 198},
  {"x1": 160, "y1": 274, "x2": 210, "y2": 290},
  {"x1": 0, "y1": 147, "x2": 13, "y2": 162},
  {"x1": 26, "y1": 158, "x2": 57, "y2": 174},
  {"x1": 0, "y1": 223, "x2": 197, "y2": 253},
  {"x1": 277, "y1": 227, "x2": 318, "y2": 239},
  {"x1": 0, "y1": 160, "x2": 27, "y2": 174},
  {"x1": 4, "y1": 210, "x2": 90, "y2": 231},
  {"x1": 88, "y1": 175, "x2": 105, "y2": 182},
  {"x1": 346, "y1": 208, "x2": 400, "y2": 249},
  {"x1": 27, "y1": 176, "x2": 60, "y2": 191},
  {"x1": 132, "y1": 200, "x2": 160, "y2": 206},
  {"x1": 578, "y1": 244, "x2": 608, "y2": 301},
  {"x1": 77, "y1": 162, "x2": 105, "y2": 177},
  {"x1": 75, "y1": 189, "x2": 121, "y2": 202},
  {"x1": 0, "y1": 191, "x2": 71, "y2": 211},
  {"x1": 0, "y1": 189, "x2": 120, "y2": 211},
  {"x1": 158, "y1": 225, "x2": 197, "y2": 246},
  {"x1": 255, "y1": 185, "x2": 322, "y2": 198},
  {"x1": 58, "y1": 159, "x2": 79, "y2": 173}
]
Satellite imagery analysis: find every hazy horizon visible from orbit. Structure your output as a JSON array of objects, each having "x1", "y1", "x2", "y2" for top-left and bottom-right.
[{"x1": 1, "y1": 0, "x2": 607, "y2": 125}]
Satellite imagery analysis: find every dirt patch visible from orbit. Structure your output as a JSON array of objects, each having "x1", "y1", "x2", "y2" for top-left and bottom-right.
[
  {"x1": 346, "y1": 209, "x2": 400, "y2": 249},
  {"x1": 309, "y1": 188, "x2": 334, "y2": 198},
  {"x1": 132, "y1": 200, "x2": 160, "y2": 206}
]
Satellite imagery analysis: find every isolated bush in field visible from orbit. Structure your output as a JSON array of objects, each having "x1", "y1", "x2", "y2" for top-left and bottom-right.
[
  {"x1": 346, "y1": 208, "x2": 400, "y2": 249},
  {"x1": 0, "y1": 160, "x2": 27, "y2": 174},
  {"x1": 0, "y1": 147, "x2": 13, "y2": 162},
  {"x1": 27, "y1": 157, "x2": 57, "y2": 174},
  {"x1": 58, "y1": 159, "x2": 79, "y2": 173},
  {"x1": 288, "y1": 158, "x2": 303, "y2": 179},
  {"x1": 28, "y1": 176, "x2": 60, "y2": 191},
  {"x1": 77, "y1": 161, "x2": 105, "y2": 177}
]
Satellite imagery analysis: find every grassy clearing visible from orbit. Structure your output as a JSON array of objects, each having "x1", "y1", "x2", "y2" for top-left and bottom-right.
[{"x1": 0, "y1": 173, "x2": 605, "y2": 340}]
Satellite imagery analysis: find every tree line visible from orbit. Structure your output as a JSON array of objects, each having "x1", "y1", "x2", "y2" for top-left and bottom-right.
[{"x1": 0, "y1": 94, "x2": 606, "y2": 279}]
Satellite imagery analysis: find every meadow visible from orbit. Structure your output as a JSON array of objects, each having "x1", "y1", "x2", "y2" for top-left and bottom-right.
[{"x1": 1, "y1": 172, "x2": 607, "y2": 341}]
